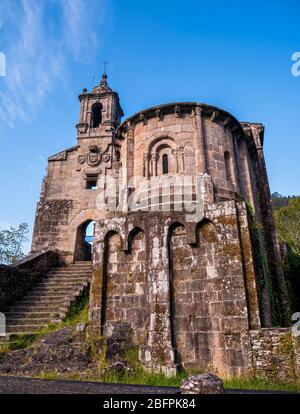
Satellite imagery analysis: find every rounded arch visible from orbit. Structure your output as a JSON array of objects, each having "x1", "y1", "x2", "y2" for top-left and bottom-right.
[
  {"x1": 74, "y1": 219, "x2": 95, "y2": 261},
  {"x1": 196, "y1": 218, "x2": 217, "y2": 244},
  {"x1": 147, "y1": 136, "x2": 178, "y2": 177},
  {"x1": 127, "y1": 227, "x2": 145, "y2": 253},
  {"x1": 147, "y1": 134, "x2": 176, "y2": 154},
  {"x1": 168, "y1": 221, "x2": 186, "y2": 238},
  {"x1": 69, "y1": 209, "x2": 107, "y2": 263}
]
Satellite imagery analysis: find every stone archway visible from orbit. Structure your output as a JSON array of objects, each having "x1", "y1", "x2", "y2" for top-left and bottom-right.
[{"x1": 74, "y1": 220, "x2": 95, "y2": 261}]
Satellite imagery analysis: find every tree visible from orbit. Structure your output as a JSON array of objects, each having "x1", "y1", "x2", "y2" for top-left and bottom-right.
[
  {"x1": 0, "y1": 223, "x2": 29, "y2": 265},
  {"x1": 275, "y1": 197, "x2": 300, "y2": 312},
  {"x1": 275, "y1": 197, "x2": 300, "y2": 255}
]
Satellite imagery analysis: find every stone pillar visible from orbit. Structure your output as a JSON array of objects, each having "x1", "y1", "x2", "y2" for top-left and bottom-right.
[
  {"x1": 172, "y1": 149, "x2": 179, "y2": 173},
  {"x1": 239, "y1": 139, "x2": 256, "y2": 209},
  {"x1": 127, "y1": 122, "x2": 135, "y2": 182},
  {"x1": 178, "y1": 147, "x2": 185, "y2": 173},
  {"x1": 193, "y1": 106, "x2": 208, "y2": 174},
  {"x1": 235, "y1": 201, "x2": 261, "y2": 329},
  {"x1": 151, "y1": 153, "x2": 158, "y2": 177},
  {"x1": 143, "y1": 154, "x2": 150, "y2": 178},
  {"x1": 231, "y1": 133, "x2": 243, "y2": 194},
  {"x1": 139, "y1": 217, "x2": 177, "y2": 375},
  {"x1": 89, "y1": 238, "x2": 105, "y2": 331},
  {"x1": 250, "y1": 125, "x2": 290, "y2": 326}
]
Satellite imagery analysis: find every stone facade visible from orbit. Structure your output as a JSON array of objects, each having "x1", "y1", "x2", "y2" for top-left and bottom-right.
[
  {"x1": 250, "y1": 329, "x2": 300, "y2": 380},
  {"x1": 31, "y1": 73, "x2": 292, "y2": 377}
]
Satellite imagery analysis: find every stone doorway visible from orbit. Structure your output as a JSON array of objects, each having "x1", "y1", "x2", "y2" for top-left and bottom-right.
[{"x1": 74, "y1": 220, "x2": 95, "y2": 262}]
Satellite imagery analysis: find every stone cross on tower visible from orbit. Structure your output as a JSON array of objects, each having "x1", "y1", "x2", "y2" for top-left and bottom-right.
[{"x1": 102, "y1": 60, "x2": 109, "y2": 75}]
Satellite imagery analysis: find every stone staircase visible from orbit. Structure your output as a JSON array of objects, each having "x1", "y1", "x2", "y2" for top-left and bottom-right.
[{"x1": 3, "y1": 262, "x2": 92, "y2": 338}]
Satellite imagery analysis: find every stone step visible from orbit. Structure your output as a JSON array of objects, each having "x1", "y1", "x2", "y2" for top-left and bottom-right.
[
  {"x1": 32, "y1": 280, "x2": 89, "y2": 292},
  {"x1": 6, "y1": 324, "x2": 47, "y2": 333},
  {"x1": 45, "y1": 274, "x2": 90, "y2": 280},
  {"x1": 6, "y1": 318, "x2": 53, "y2": 326},
  {"x1": 47, "y1": 274, "x2": 90, "y2": 278},
  {"x1": 32, "y1": 286, "x2": 84, "y2": 294},
  {"x1": 43, "y1": 279, "x2": 90, "y2": 285},
  {"x1": 15, "y1": 299, "x2": 72, "y2": 307},
  {"x1": 49, "y1": 265, "x2": 91, "y2": 269},
  {"x1": 49, "y1": 267, "x2": 91, "y2": 271},
  {"x1": 3, "y1": 262, "x2": 91, "y2": 339},
  {"x1": 9, "y1": 305, "x2": 68, "y2": 313},
  {"x1": 73, "y1": 261, "x2": 92, "y2": 265},
  {"x1": 36, "y1": 279, "x2": 89, "y2": 287},
  {"x1": 46, "y1": 275, "x2": 91, "y2": 280},
  {"x1": 22, "y1": 291, "x2": 77, "y2": 298},
  {"x1": 67, "y1": 266, "x2": 92, "y2": 270},
  {"x1": 5, "y1": 311, "x2": 62, "y2": 319}
]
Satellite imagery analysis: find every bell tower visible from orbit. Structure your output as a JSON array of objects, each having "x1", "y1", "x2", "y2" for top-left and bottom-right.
[{"x1": 76, "y1": 73, "x2": 124, "y2": 141}]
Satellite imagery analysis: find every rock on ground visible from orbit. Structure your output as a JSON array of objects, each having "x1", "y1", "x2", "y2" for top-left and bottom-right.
[{"x1": 180, "y1": 373, "x2": 225, "y2": 394}]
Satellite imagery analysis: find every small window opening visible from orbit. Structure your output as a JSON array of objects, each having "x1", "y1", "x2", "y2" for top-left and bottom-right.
[
  {"x1": 162, "y1": 153, "x2": 169, "y2": 174},
  {"x1": 86, "y1": 176, "x2": 98, "y2": 190},
  {"x1": 92, "y1": 103, "x2": 102, "y2": 128}
]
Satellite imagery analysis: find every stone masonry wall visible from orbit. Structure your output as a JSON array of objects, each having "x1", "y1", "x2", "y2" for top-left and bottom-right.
[
  {"x1": 103, "y1": 231, "x2": 150, "y2": 346},
  {"x1": 250, "y1": 328, "x2": 300, "y2": 380},
  {"x1": 0, "y1": 250, "x2": 58, "y2": 311},
  {"x1": 90, "y1": 200, "x2": 258, "y2": 377}
]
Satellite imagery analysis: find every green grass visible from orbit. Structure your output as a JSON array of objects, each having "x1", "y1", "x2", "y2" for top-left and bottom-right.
[
  {"x1": 63, "y1": 287, "x2": 89, "y2": 326},
  {"x1": 224, "y1": 377, "x2": 300, "y2": 393},
  {"x1": 35, "y1": 371, "x2": 60, "y2": 381}
]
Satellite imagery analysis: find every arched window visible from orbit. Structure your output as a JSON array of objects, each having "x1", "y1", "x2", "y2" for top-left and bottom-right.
[
  {"x1": 162, "y1": 153, "x2": 169, "y2": 174},
  {"x1": 224, "y1": 151, "x2": 233, "y2": 182},
  {"x1": 91, "y1": 103, "x2": 102, "y2": 128}
]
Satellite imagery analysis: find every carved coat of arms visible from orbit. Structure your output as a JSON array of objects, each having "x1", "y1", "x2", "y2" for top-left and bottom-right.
[
  {"x1": 77, "y1": 144, "x2": 112, "y2": 170},
  {"x1": 87, "y1": 152, "x2": 101, "y2": 167}
]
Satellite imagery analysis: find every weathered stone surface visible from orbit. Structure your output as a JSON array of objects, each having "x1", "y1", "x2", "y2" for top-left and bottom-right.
[
  {"x1": 180, "y1": 373, "x2": 225, "y2": 394},
  {"x1": 0, "y1": 250, "x2": 58, "y2": 312},
  {"x1": 250, "y1": 329, "x2": 299, "y2": 381}
]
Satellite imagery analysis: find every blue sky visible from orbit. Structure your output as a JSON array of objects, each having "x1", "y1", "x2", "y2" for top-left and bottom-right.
[{"x1": 0, "y1": 0, "x2": 299, "y2": 252}]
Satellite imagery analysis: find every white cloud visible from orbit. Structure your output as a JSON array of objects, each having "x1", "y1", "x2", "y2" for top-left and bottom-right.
[{"x1": 0, "y1": 0, "x2": 107, "y2": 126}]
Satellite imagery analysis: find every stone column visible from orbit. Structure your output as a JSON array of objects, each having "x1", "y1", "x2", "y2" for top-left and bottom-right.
[
  {"x1": 143, "y1": 154, "x2": 150, "y2": 178},
  {"x1": 139, "y1": 216, "x2": 177, "y2": 375},
  {"x1": 239, "y1": 139, "x2": 256, "y2": 209},
  {"x1": 231, "y1": 133, "x2": 243, "y2": 194},
  {"x1": 172, "y1": 149, "x2": 179, "y2": 173},
  {"x1": 127, "y1": 122, "x2": 135, "y2": 182},
  {"x1": 178, "y1": 147, "x2": 185, "y2": 173},
  {"x1": 251, "y1": 125, "x2": 290, "y2": 326},
  {"x1": 235, "y1": 202, "x2": 261, "y2": 330},
  {"x1": 89, "y1": 238, "x2": 105, "y2": 332},
  {"x1": 193, "y1": 106, "x2": 208, "y2": 174},
  {"x1": 151, "y1": 153, "x2": 158, "y2": 177}
]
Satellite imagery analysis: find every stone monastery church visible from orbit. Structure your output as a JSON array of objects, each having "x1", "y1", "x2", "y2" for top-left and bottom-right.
[{"x1": 2, "y1": 73, "x2": 296, "y2": 378}]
